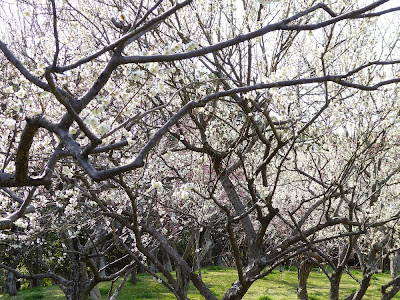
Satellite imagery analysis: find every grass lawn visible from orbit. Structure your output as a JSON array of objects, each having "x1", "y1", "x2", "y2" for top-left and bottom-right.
[{"x1": 1, "y1": 267, "x2": 399, "y2": 299}]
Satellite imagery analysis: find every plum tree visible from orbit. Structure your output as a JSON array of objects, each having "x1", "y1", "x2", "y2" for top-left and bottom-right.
[{"x1": 1, "y1": 0, "x2": 400, "y2": 299}]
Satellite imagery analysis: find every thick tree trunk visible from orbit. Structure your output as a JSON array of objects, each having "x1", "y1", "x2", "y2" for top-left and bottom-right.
[
  {"x1": 64, "y1": 284, "x2": 85, "y2": 300},
  {"x1": 297, "y1": 260, "x2": 314, "y2": 300},
  {"x1": 382, "y1": 285, "x2": 400, "y2": 300},
  {"x1": 99, "y1": 256, "x2": 106, "y2": 277},
  {"x1": 62, "y1": 252, "x2": 91, "y2": 300},
  {"x1": 176, "y1": 266, "x2": 189, "y2": 300},
  {"x1": 222, "y1": 260, "x2": 266, "y2": 300},
  {"x1": 30, "y1": 267, "x2": 40, "y2": 287},
  {"x1": 213, "y1": 239, "x2": 223, "y2": 266},
  {"x1": 63, "y1": 277, "x2": 94, "y2": 300},
  {"x1": 0, "y1": 269, "x2": 4, "y2": 293},
  {"x1": 381, "y1": 275, "x2": 400, "y2": 300},
  {"x1": 330, "y1": 272, "x2": 342, "y2": 300},
  {"x1": 131, "y1": 264, "x2": 137, "y2": 285},
  {"x1": 161, "y1": 251, "x2": 173, "y2": 272},
  {"x1": 90, "y1": 284, "x2": 102, "y2": 300},
  {"x1": 5, "y1": 271, "x2": 17, "y2": 296},
  {"x1": 345, "y1": 273, "x2": 372, "y2": 300},
  {"x1": 30, "y1": 250, "x2": 41, "y2": 287},
  {"x1": 222, "y1": 281, "x2": 251, "y2": 300},
  {"x1": 390, "y1": 252, "x2": 398, "y2": 279},
  {"x1": 31, "y1": 243, "x2": 42, "y2": 287}
]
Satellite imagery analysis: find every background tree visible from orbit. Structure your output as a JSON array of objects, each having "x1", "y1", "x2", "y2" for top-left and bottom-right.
[{"x1": 1, "y1": 0, "x2": 400, "y2": 299}]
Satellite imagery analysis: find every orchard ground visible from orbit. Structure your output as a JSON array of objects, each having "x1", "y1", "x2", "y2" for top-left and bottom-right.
[{"x1": 1, "y1": 267, "x2": 399, "y2": 300}]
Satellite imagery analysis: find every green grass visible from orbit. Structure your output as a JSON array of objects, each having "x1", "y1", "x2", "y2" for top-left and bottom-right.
[
  {"x1": 1, "y1": 267, "x2": 399, "y2": 299},
  {"x1": 0, "y1": 285, "x2": 64, "y2": 300}
]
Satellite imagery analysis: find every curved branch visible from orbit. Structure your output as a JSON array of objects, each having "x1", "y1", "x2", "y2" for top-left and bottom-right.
[
  {"x1": 0, "y1": 40, "x2": 50, "y2": 91},
  {"x1": 120, "y1": 1, "x2": 391, "y2": 64},
  {"x1": 53, "y1": 0, "x2": 194, "y2": 73}
]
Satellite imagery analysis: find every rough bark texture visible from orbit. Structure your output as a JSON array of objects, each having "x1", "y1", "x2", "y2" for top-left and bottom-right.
[
  {"x1": 6, "y1": 271, "x2": 17, "y2": 296},
  {"x1": 345, "y1": 274, "x2": 372, "y2": 300},
  {"x1": 297, "y1": 259, "x2": 314, "y2": 300},
  {"x1": 390, "y1": 252, "x2": 399, "y2": 279},
  {"x1": 90, "y1": 285, "x2": 102, "y2": 300},
  {"x1": 330, "y1": 272, "x2": 342, "y2": 300},
  {"x1": 222, "y1": 281, "x2": 251, "y2": 300},
  {"x1": 64, "y1": 285, "x2": 83, "y2": 300},
  {"x1": 61, "y1": 245, "x2": 91, "y2": 300},
  {"x1": 382, "y1": 285, "x2": 400, "y2": 300},
  {"x1": 222, "y1": 260, "x2": 267, "y2": 300},
  {"x1": 381, "y1": 275, "x2": 400, "y2": 300},
  {"x1": 99, "y1": 256, "x2": 106, "y2": 277},
  {"x1": 174, "y1": 231, "x2": 194, "y2": 300},
  {"x1": 176, "y1": 266, "x2": 189, "y2": 300},
  {"x1": 131, "y1": 264, "x2": 137, "y2": 285}
]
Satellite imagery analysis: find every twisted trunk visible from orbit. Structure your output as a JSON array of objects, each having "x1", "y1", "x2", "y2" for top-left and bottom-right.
[{"x1": 297, "y1": 259, "x2": 314, "y2": 300}]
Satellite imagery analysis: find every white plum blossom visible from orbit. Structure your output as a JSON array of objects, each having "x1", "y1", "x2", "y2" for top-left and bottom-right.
[
  {"x1": 14, "y1": 219, "x2": 28, "y2": 229},
  {"x1": 172, "y1": 42, "x2": 183, "y2": 53},
  {"x1": 86, "y1": 116, "x2": 99, "y2": 128},
  {"x1": 163, "y1": 46, "x2": 173, "y2": 55},
  {"x1": 97, "y1": 122, "x2": 110, "y2": 135},
  {"x1": 5, "y1": 86, "x2": 13, "y2": 93},
  {"x1": 62, "y1": 166, "x2": 74, "y2": 178},
  {"x1": 148, "y1": 63, "x2": 160, "y2": 75},
  {"x1": 150, "y1": 180, "x2": 163, "y2": 193},
  {"x1": 92, "y1": 106, "x2": 104, "y2": 116},
  {"x1": 102, "y1": 98, "x2": 111, "y2": 107},
  {"x1": 148, "y1": 88, "x2": 158, "y2": 97},
  {"x1": 180, "y1": 190, "x2": 189, "y2": 200},
  {"x1": 173, "y1": 183, "x2": 194, "y2": 200},
  {"x1": 186, "y1": 41, "x2": 199, "y2": 51},
  {"x1": 157, "y1": 82, "x2": 165, "y2": 92},
  {"x1": 120, "y1": 91, "x2": 130, "y2": 101},
  {"x1": 182, "y1": 182, "x2": 194, "y2": 191},
  {"x1": 10, "y1": 102, "x2": 20, "y2": 111},
  {"x1": 15, "y1": 88, "x2": 26, "y2": 98},
  {"x1": 5, "y1": 164, "x2": 15, "y2": 173},
  {"x1": 4, "y1": 118, "x2": 16, "y2": 130},
  {"x1": 69, "y1": 127, "x2": 77, "y2": 135},
  {"x1": 130, "y1": 70, "x2": 145, "y2": 81},
  {"x1": 256, "y1": 184, "x2": 270, "y2": 199}
]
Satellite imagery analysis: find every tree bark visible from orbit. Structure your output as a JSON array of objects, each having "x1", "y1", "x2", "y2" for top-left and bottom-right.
[
  {"x1": 90, "y1": 284, "x2": 102, "y2": 300},
  {"x1": 345, "y1": 273, "x2": 372, "y2": 300},
  {"x1": 173, "y1": 230, "x2": 195, "y2": 300},
  {"x1": 390, "y1": 252, "x2": 398, "y2": 279},
  {"x1": 64, "y1": 283, "x2": 85, "y2": 300},
  {"x1": 99, "y1": 256, "x2": 106, "y2": 277},
  {"x1": 381, "y1": 275, "x2": 400, "y2": 300},
  {"x1": 6, "y1": 271, "x2": 17, "y2": 296},
  {"x1": 131, "y1": 264, "x2": 137, "y2": 285},
  {"x1": 297, "y1": 259, "x2": 314, "y2": 300},
  {"x1": 330, "y1": 272, "x2": 342, "y2": 300},
  {"x1": 176, "y1": 266, "x2": 189, "y2": 300},
  {"x1": 382, "y1": 285, "x2": 400, "y2": 300},
  {"x1": 222, "y1": 259, "x2": 267, "y2": 300}
]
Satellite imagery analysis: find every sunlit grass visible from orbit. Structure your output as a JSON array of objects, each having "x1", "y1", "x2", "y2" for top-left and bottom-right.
[{"x1": 1, "y1": 266, "x2": 399, "y2": 299}]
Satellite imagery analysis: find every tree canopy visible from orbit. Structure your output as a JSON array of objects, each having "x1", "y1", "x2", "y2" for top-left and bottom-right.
[{"x1": 1, "y1": 0, "x2": 400, "y2": 299}]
